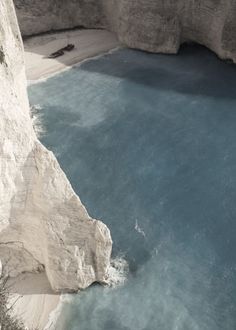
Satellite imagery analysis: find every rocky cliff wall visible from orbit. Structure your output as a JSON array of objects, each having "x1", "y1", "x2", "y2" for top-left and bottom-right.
[
  {"x1": 0, "y1": 0, "x2": 112, "y2": 292},
  {"x1": 14, "y1": 0, "x2": 236, "y2": 63},
  {"x1": 14, "y1": 0, "x2": 107, "y2": 34}
]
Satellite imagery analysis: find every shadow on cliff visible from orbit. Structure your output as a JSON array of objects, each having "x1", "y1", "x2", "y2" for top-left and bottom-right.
[{"x1": 8, "y1": 273, "x2": 58, "y2": 295}]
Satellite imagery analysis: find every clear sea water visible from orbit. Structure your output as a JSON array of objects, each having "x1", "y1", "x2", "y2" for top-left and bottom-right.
[{"x1": 28, "y1": 45, "x2": 236, "y2": 330}]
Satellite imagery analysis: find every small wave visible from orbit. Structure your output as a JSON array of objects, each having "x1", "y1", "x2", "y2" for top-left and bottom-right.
[
  {"x1": 30, "y1": 104, "x2": 45, "y2": 138},
  {"x1": 106, "y1": 257, "x2": 129, "y2": 288},
  {"x1": 135, "y1": 219, "x2": 146, "y2": 238}
]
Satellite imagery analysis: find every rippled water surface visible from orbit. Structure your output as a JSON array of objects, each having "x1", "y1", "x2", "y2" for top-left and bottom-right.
[{"x1": 29, "y1": 46, "x2": 236, "y2": 330}]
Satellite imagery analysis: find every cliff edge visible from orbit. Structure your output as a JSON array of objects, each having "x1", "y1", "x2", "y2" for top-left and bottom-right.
[
  {"x1": 0, "y1": 0, "x2": 112, "y2": 292},
  {"x1": 14, "y1": 0, "x2": 236, "y2": 63}
]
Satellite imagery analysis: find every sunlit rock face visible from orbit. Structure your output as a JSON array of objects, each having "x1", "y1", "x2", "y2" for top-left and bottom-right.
[
  {"x1": 0, "y1": 0, "x2": 112, "y2": 292},
  {"x1": 14, "y1": 0, "x2": 236, "y2": 63}
]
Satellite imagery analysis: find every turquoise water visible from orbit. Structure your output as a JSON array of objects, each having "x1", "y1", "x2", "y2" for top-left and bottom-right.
[{"x1": 29, "y1": 46, "x2": 236, "y2": 330}]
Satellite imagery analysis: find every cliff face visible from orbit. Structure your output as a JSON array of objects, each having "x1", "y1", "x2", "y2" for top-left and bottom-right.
[
  {"x1": 113, "y1": 0, "x2": 236, "y2": 62},
  {"x1": 0, "y1": 0, "x2": 112, "y2": 292},
  {"x1": 14, "y1": 0, "x2": 107, "y2": 34},
  {"x1": 14, "y1": 0, "x2": 236, "y2": 63}
]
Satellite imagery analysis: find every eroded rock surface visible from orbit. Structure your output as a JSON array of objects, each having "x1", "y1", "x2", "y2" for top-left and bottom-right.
[
  {"x1": 0, "y1": 0, "x2": 112, "y2": 292},
  {"x1": 14, "y1": 0, "x2": 236, "y2": 63}
]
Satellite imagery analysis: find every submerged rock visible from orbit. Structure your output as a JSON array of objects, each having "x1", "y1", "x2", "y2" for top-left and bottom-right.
[
  {"x1": 14, "y1": 0, "x2": 236, "y2": 63},
  {"x1": 0, "y1": 0, "x2": 112, "y2": 292}
]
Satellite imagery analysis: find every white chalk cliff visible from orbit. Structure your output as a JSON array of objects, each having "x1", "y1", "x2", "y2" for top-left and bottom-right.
[
  {"x1": 0, "y1": 0, "x2": 112, "y2": 292},
  {"x1": 14, "y1": 0, "x2": 236, "y2": 63}
]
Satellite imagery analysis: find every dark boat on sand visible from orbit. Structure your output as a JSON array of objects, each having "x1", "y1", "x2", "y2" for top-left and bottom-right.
[
  {"x1": 47, "y1": 44, "x2": 75, "y2": 59},
  {"x1": 48, "y1": 49, "x2": 64, "y2": 59},
  {"x1": 62, "y1": 44, "x2": 75, "y2": 51}
]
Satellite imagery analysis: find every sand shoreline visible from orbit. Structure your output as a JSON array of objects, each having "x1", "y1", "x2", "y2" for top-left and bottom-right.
[
  {"x1": 10, "y1": 28, "x2": 120, "y2": 330},
  {"x1": 27, "y1": 45, "x2": 121, "y2": 87}
]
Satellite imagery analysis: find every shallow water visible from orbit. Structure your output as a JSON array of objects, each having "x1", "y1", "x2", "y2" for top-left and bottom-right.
[{"x1": 29, "y1": 46, "x2": 236, "y2": 330}]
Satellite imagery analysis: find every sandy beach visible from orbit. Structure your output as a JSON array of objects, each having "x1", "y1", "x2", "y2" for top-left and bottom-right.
[
  {"x1": 8, "y1": 273, "x2": 60, "y2": 330},
  {"x1": 24, "y1": 29, "x2": 120, "y2": 81},
  {"x1": 9, "y1": 28, "x2": 120, "y2": 330}
]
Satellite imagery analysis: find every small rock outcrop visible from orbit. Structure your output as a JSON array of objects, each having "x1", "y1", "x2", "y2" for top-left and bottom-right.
[
  {"x1": 14, "y1": 0, "x2": 236, "y2": 63},
  {"x1": 0, "y1": 0, "x2": 112, "y2": 292}
]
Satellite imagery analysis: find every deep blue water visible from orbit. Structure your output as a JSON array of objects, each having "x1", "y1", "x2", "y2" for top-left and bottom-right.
[{"x1": 29, "y1": 46, "x2": 236, "y2": 330}]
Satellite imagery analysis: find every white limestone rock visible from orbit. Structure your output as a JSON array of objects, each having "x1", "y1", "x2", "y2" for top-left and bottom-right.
[
  {"x1": 14, "y1": 0, "x2": 236, "y2": 63},
  {"x1": 0, "y1": 0, "x2": 112, "y2": 292}
]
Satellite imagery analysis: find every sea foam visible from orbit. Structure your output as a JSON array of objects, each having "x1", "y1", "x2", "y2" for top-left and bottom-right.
[
  {"x1": 106, "y1": 257, "x2": 129, "y2": 288},
  {"x1": 30, "y1": 104, "x2": 45, "y2": 138}
]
